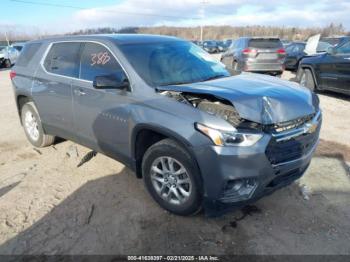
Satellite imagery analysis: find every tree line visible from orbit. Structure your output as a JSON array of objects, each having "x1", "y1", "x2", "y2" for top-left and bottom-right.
[
  {"x1": 1, "y1": 23, "x2": 348, "y2": 42},
  {"x1": 68, "y1": 23, "x2": 348, "y2": 41}
]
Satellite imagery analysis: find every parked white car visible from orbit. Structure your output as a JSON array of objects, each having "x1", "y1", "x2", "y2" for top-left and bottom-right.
[{"x1": 0, "y1": 45, "x2": 19, "y2": 68}]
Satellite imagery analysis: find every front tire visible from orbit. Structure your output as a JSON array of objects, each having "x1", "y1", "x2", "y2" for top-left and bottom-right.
[
  {"x1": 299, "y1": 68, "x2": 316, "y2": 91},
  {"x1": 232, "y1": 61, "x2": 240, "y2": 75},
  {"x1": 21, "y1": 102, "x2": 55, "y2": 147},
  {"x1": 142, "y1": 139, "x2": 202, "y2": 216}
]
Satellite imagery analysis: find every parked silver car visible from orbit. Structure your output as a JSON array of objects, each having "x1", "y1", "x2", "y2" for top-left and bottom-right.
[{"x1": 11, "y1": 35, "x2": 321, "y2": 216}]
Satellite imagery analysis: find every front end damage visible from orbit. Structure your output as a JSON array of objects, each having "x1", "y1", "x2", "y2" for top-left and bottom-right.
[{"x1": 157, "y1": 74, "x2": 321, "y2": 216}]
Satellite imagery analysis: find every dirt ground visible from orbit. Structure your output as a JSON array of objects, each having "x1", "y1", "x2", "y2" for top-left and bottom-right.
[{"x1": 0, "y1": 64, "x2": 349, "y2": 255}]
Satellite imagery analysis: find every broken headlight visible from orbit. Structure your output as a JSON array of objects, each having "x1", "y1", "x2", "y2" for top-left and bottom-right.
[{"x1": 195, "y1": 123, "x2": 263, "y2": 147}]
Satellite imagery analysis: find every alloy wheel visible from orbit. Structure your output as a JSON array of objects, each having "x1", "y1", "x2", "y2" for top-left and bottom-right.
[
  {"x1": 150, "y1": 156, "x2": 192, "y2": 205},
  {"x1": 24, "y1": 111, "x2": 40, "y2": 141}
]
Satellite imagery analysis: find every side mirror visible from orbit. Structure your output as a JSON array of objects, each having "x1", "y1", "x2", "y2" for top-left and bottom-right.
[
  {"x1": 93, "y1": 72, "x2": 129, "y2": 90},
  {"x1": 326, "y1": 46, "x2": 336, "y2": 55}
]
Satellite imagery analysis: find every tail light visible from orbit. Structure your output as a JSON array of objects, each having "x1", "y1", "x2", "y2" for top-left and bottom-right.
[
  {"x1": 242, "y1": 48, "x2": 257, "y2": 55},
  {"x1": 277, "y1": 48, "x2": 286, "y2": 54},
  {"x1": 10, "y1": 70, "x2": 16, "y2": 80}
]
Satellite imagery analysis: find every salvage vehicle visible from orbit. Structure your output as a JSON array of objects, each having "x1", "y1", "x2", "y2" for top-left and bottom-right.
[
  {"x1": 297, "y1": 38, "x2": 350, "y2": 95},
  {"x1": 11, "y1": 35, "x2": 321, "y2": 216},
  {"x1": 221, "y1": 37, "x2": 286, "y2": 76},
  {"x1": 0, "y1": 45, "x2": 19, "y2": 68},
  {"x1": 202, "y1": 40, "x2": 219, "y2": 53}
]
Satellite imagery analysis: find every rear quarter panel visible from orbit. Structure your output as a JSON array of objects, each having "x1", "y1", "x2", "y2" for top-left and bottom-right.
[{"x1": 11, "y1": 43, "x2": 47, "y2": 114}]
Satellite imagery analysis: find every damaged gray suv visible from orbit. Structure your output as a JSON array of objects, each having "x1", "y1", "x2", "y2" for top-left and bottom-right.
[{"x1": 11, "y1": 35, "x2": 322, "y2": 216}]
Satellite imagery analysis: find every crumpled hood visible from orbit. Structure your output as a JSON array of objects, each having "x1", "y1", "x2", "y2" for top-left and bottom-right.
[{"x1": 157, "y1": 73, "x2": 318, "y2": 125}]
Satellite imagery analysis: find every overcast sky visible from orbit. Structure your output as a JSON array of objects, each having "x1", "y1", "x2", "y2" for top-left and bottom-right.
[{"x1": 1, "y1": 0, "x2": 349, "y2": 35}]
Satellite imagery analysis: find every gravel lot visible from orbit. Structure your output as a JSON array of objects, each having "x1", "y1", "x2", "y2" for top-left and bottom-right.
[{"x1": 0, "y1": 63, "x2": 349, "y2": 255}]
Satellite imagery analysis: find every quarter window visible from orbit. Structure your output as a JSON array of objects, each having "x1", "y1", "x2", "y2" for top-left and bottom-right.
[
  {"x1": 16, "y1": 43, "x2": 42, "y2": 67},
  {"x1": 79, "y1": 42, "x2": 124, "y2": 81},
  {"x1": 43, "y1": 42, "x2": 81, "y2": 78}
]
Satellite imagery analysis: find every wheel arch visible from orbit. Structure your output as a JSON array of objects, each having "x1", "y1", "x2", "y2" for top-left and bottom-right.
[
  {"x1": 131, "y1": 124, "x2": 200, "y2": 179},
  {"x1": 299, "y1": 64, "x2": 319, "y2": 87},
  {"x1": 16, "y1": 94, "x2": 33, "y2": 124}
]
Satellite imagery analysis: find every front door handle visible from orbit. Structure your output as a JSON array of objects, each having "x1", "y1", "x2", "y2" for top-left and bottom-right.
[
  {"x1": 344, "y1": 57, "x2": 350, "y2": 60},
  {"x1": 74, "y1": 89, "x2": 86, "y2": 96}
]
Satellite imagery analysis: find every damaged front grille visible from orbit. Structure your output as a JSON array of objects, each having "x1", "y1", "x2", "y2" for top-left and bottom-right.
[
  {"x1": 264, "y1": 113, "x2": 315, "y2": 133},
  {"x1": 265, "y1": 115, "x2": 321, "y2": 165}
]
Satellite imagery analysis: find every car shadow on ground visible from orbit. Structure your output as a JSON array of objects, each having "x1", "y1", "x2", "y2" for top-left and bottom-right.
[
  {"x1": 0, "y1": 156, "x2": 349, "y2": 255},
  {"x1": 317, "y1": 90, "x2": 350, "y2": 102}
]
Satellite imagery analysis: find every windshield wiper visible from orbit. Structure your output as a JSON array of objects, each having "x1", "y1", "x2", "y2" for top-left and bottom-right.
[{"x1": 200, "y1": 74, "x2": 228, "y2": 82}]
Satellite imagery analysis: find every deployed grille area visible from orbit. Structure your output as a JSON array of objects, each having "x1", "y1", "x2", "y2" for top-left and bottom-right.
[
  {"x1": 265, "y1": 113, "x2": 321, "y2": 165},
  {"x1": 264, "y1": 113, "x2": 315, "y2": 133}
]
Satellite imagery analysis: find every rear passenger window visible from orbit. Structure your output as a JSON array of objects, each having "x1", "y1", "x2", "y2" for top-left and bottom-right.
[
  {"x1": 16, "y1": 43, "x2": 42, "y2": 67},
  {"x1": 79, "y1": 42, "x2": 124, "y2": 81},
  {"x1": 43, "y1": 42, "x2": 81, "y2": 78}
]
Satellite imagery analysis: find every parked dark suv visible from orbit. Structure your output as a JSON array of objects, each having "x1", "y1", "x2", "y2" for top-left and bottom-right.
[
  {"x1": 221, "y1": 37, "x2": 286, "y2": 76},
  {"x1": 284, "y1": 42, "x2": 306, "y2": 71},
  {"x1": 11, "y1": 35, "x2": 321, "y2": 216},
  {"x1": 297, "y1": 39, "x2": 350, "y2": 95}
]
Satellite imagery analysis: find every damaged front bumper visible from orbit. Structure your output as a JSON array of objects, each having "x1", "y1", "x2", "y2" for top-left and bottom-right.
[{"x1": 194, "y1": 111, "x2": 322, "y2": 217}]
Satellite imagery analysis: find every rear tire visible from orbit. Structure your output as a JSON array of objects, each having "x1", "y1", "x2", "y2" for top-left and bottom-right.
[
  {"x1": 299, "y1": 68, "x2": 316, "y2": 91},
  {"x1": 21, "y1": 102, "x2": 55, "y2": 148},
  {"x1": 142, "y1": 139, "x2": 202, "y2": 216},
  {"x1": 232, "y1": 61, "x2": 240, "y2": 75}
]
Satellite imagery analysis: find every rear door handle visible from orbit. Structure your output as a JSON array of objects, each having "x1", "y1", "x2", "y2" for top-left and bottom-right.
[
  {"x1": 344, "y1": 57, "x2": 350, "y2": 60},
  {"x1": 74, "y1": 89, "x2": 86, "y2": 96}
]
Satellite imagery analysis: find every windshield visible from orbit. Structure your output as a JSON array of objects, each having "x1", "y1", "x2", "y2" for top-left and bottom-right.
[{"x1": 119, "y1": 41, "x2": 229, "y2": 87}]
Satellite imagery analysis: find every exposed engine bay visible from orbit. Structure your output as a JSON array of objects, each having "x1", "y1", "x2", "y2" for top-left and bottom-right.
[
  {"x1": 161, "y1": 91, "x2": 262, "y2": 130},
  {"x1": 161, "y1": 90, "x2": 316, "y2": 134}
]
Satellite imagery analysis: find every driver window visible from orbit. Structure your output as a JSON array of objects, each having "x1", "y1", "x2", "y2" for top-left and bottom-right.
[{"x1": 79, "y1": 42, "x2": 125, "y2": 81}]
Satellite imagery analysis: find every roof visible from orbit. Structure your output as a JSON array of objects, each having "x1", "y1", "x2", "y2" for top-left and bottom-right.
[
  {"x1": 27, "y1": 34, "x2": 183, "y2": 45},
  {"x1": 12, "y1": 42, "x2": 26, "y2": 46}
]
